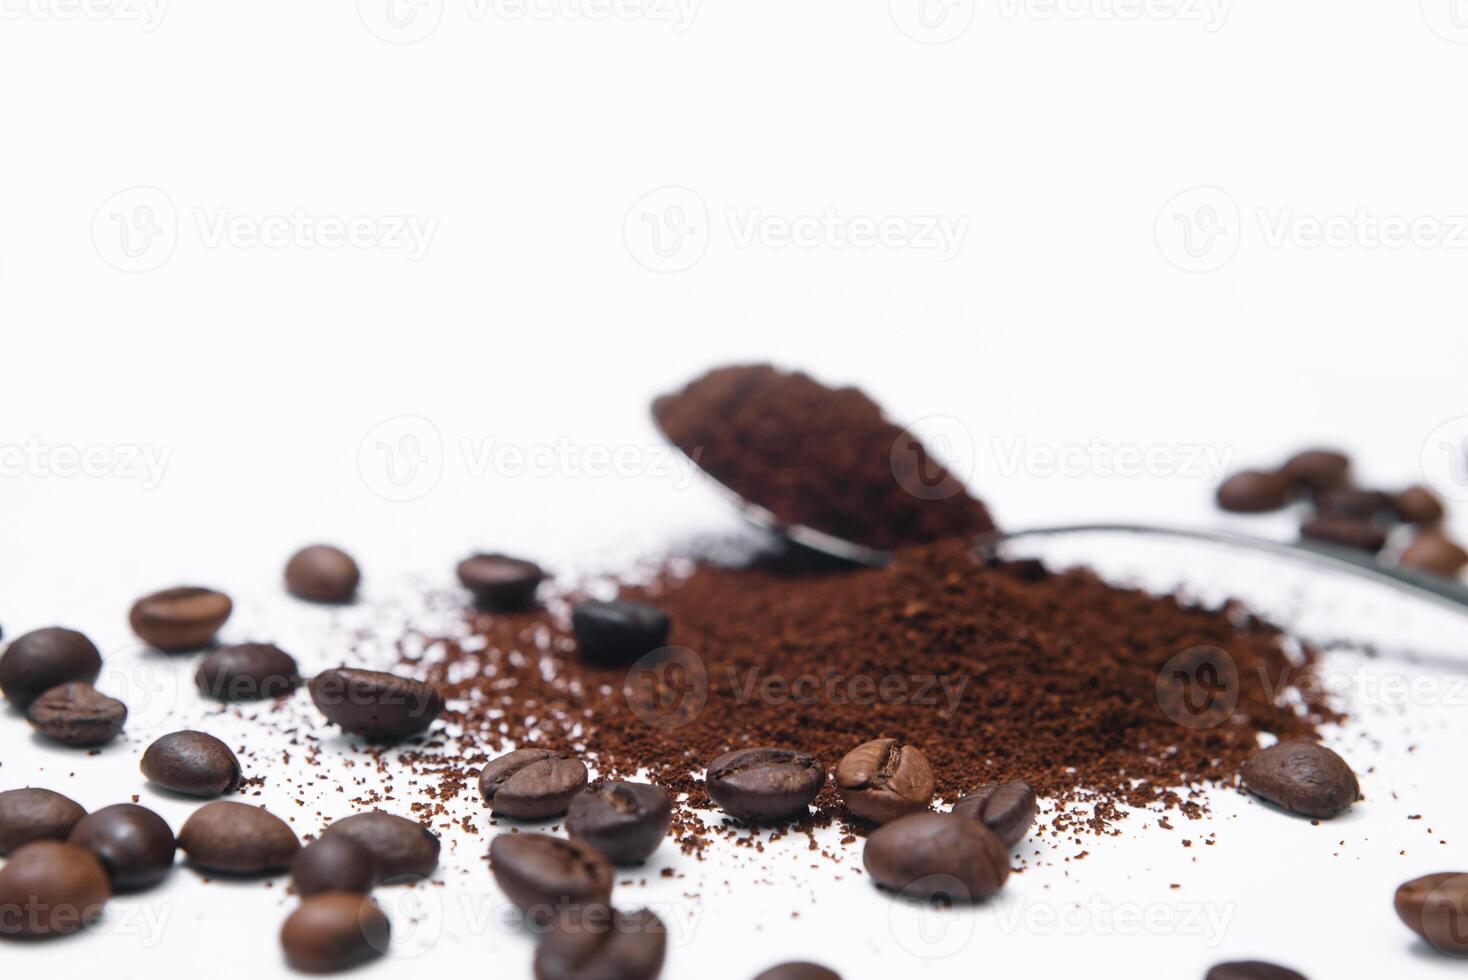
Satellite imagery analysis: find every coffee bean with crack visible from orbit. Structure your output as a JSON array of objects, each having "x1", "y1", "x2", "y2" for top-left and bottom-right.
[
  {"x1": 488, "y1": 832, "x2": 612, "y2": 927},
  {"x1": 1240, "y1": 740, "x2": 1359, "y2": 819},
  {"x1": 308, "y1": 667, "x2": 444, "y2": 741},
  {"x1": 25, "y1": 682, "x2": 126, "y2": 747},
  {"x1": 141, "y1": 730, "x2": 242, "y2": 798},
  {"x1": 533, "y1": 906, "x2": 667, "y2": 980},
  {"x1": 128, "y1": 586, "x2": 232, "y2": 652},
  {"x1": 479, "y1": 748, "x2": 589, "y2": 820},
  {"x1": 705, "y1": 747, "x2": 825, "y2": 822},
  {"x1": 566, "y1": 782, "x2": 672, "y2": 865},
  {"x1": 950, "y1": 780, "x2": 1037, "y2": 847},
  {"x1": 834, "y1": 738, "x2": 934, "y2": 824}
]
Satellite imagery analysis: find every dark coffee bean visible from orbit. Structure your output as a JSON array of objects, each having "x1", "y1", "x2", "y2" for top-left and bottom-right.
[
  {"x1": 863, "y1": 811, "x2": 1009, "y2": 901},
  {"x1": 566, "y1": 782, "x2": 672, "y2": 865},
  {"x1": 67, "y1": 803, "x2": 175, "y2": 892},
  {"x1": 1400, "y1": 531, "x2": 1468, "y2": 578},
  {"x1": 291, "y1": 835, "x2": 378, "y2": 897},
  {"x1": 308, "y1": 667, "x2": 444, "y2": 741},
  {"x1": 0, "y1": 627, "x2": 102, "y2": 709},
  {"x1": 1395, "y1": 484, "x2": 1446, "y2": 526},
  {"x1": 1216, "y1": 471, "x2": 1292, "y2": 513},
  {"x1": 322, "y1": 811, "x2": 440, "y2": 883},
  {"x1": 835, "y1": 738, "x2": 934, "y2": 825},
  {"x1": 129, "y1": 586, "x2": 233, "y2": 652},
  {"x1": 25, "y1": 682, "x2": 126, "y2": 747},
  {"x1": 533, "y1": 906, "x2": 667, "y2": 980},
  {"x1": 195, "y1": 643, "x2": 300, "y2": 702},
  {"x1": 178, "y1": 801, "x2": 300, "y2": 874},
  {"x1": 1395, "y1": 872, "x2": 1468, "y2": 956},
  {"x1": 457, "y1": 553, "x2": 547, "y2": 611},
  {"x1": 285, "y1": 544, "x2": 361, "y2": 603},
  {"x1": 1300, "y1": 516, "x2": 1388, "y2": 554},
  {"x1": 1205, "y1": 962, "x2": 1308, "y2": 980},
  {"x1": 488, "y1": 833, "x2": 613, "y2": 921},
  {"x1": 951, "y1": 780, "x2": 1037, "y2": 848},
  {"x1": 706, "y1": 747, "x2": 825, "y2": 822},
  {"x1": 1314, "y1": 487, "x2": 1395, "y2": 521},
  {"x1": 1281, "y1": 449, "x2": 1350, "y2": 493},
  {"x1": 141, "y1": 730, "x2": 242, "y2": 798},
  {"x1": 280, "y1": 892, "x2": 390, "y2": 973},
  {"x1": 479, "y1": 749, "x2": 590, "y2": 820},
  {"x1": 753, "y1": 965, "x2": 842, "y2": 980},
  {"x1": 0, "y1": 788, "x2": 86, "y2": 855},
  {"x1": 0, "y1": 841, "x2": 110, "y2": 937},
  {"x1": 571, "y1": 600, "x2": 670, "y2": 666},
  {"x1": 1240, "y1": 740, "x2": 1358, "y2": 819}
]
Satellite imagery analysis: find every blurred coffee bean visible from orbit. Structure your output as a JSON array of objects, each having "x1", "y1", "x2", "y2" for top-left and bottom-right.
[
  {"x1": 308, "y1": 667, "x2": 444, "y2": 741},
  {"x1": 1395, "y1": 484, "x2": 1446, "y2": 525},
  {"x1": 753, "y1": 965, "x2": 843, "y2": 980},
  {"x1": 291, "y1": 835, "x2": 377, "y2": 897},
  {"x1": 0, "y1": 841, "x2": 110, "y2": 937},
  {"x1": 488, "y1": 833, "x2": 613, "y2": 922},
  {"x1": 1300, "y1": 516, "x2": 1387, "y2": 554},
  {"x1": 284, "y1": 545, "x2": 361, "y2": 604},
  {"x1": 951, "y1": 780, "x2": 1037, "y2": 847},
  {"x1": 129, "y1": 586, "x2": 232, "y2": 652},
  {"x1": 141, "y1": 730, "x2": 242, "y2": 798},
  {"x1": 1205, "y1": 963, "x2": 1308, "y2": 980},
  {"x1": 566, "y1": 782, "x2": 672, "y2": 865},
  {"x1": 1281, "y1": 449, "x2": 1350, "y2": 494},
  {"x1": 67, "y1": 803, "x2": 175, "y2": 891},
  {"x1": 322, "y1": 811, "x2": 439, "y2": 883},
  {"x1": 1314, "y1": 487, "x2": 1395, "y2": 521},
  {"x1": 178, "y1": 801, "x2": 299, "y2": 874},
  {"x1": 0, "y1": 627, "x2": 102, "y2": 709},
  {"x1": 571, "y1": 600, "x2": 670, "y2": 666},
  {"x1": 1395, "y1": 872, "x2": 1468, "y2": 956},
  {"x1": 863, "y1": 811, "x2": 1009, "y2": 901},
  {"x1": 1400, "y1": 531, "x2": 1468, "y2": 578},
  {"x1": 834, "y1": 738, "x2": 934, "y2": 825},
  {"x1": 1216, "y1": 471, "x2": 1292, "y2": 513},
  {"x1": 457, "y1": 553, "x2": 547, "y2": 611},
  {"x1": 533, "y1": 906, "x2": 667, "y2": 980},
  {"x1": 195, "y1": 642, "x2": 300, "y2": 702},
  {"x1": 25, "y1": 682, "x2": 126, "y2": 747},
  {"x1": 280, "y1": 892, "x2": 390, "y2": 973},
  {"x1": 479, "y1": 748, "x2": 589, "y2": 820},
  {"x1": 706, "y1": 747, "x2": 825, "y2": 822},
  {"x1": 0, "y1": 788, "x2": 86, "y2": 855},
  {"x1": 1240, "y1": 740, "x2": 1358, "y2": 818}
]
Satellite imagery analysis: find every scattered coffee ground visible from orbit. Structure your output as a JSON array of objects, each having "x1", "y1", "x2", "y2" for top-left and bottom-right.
[{"x1": 653, "y1": 364, "x2": 995, "y2": 550}]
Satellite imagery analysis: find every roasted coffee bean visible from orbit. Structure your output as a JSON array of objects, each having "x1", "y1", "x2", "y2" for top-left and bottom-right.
[
  {"x1": 67, "y1": 803, "x2": 175, "y2": 891},
  {"x1": 835, "y1": 739, "x2": 934, "y2": 824},
  {"x1": 285, "y1": 544, "x2": 361, "y2": 604},
  {"x1": 291, "y1": 835, "x2": 378, "y2": 897},
  {"x1": 322, "y1": 811, "x2": 440, "y2": 883},
  {"x1": 566, "y1": 782, "x2": 672, "y2": 865},
  {"x1": 0, "y1": 628, "x2": 102, "y2": 709},
  {"x1": 706, "y1": 747, "x2": 825, "y2": 822},
  {"x1": 141, "y1": 730, "x2": 242, "y2": 798},
  {"x1": 1300, "y1": 516, "x2": 1388, "y2": 554},
  {"x1": 950, "y1": 780, "x2": 1037, "y2": 847},
  {"x1": 1395, "y1": 485, "x2": 1446, "y2": 526},
  {"x1": 280, "y1": 892, "x2": 390, "y2": 973},
  {"x1": 1281, "y1": 449, "x2": 1350, "y2": 494},
  {"x1": 533, "y1": 907, "x2": 667, "y2": 980},
  {"x1": 1400, "y1": 531, "x2": 1468, "y2": 578},
  {"x1": 1240, "y1": 740, "x2": 1358, "y2": 819},
  {"x1": 0, "y1": 841, "x2": 110, "y2": 937},
  {"x1": 457, "y1": 553, "x2": 547, "y2": 611},
  {"x1": 195, "y1": 642, "x2": 300, "y2": 702},
  {"x1": 1395, "y1": 872, "x2": 1468, "y2": 955},
  {"x1": 488, "y1": 833, "x2": 613, "y2": 921},
  {"x1": 1205, "y1": 962, "x2": 1308, "y2": 980},
  {"x1": 863, "y1": 811, "x2": 1009, "y2": 901},
  {"x1": 0, "y1": 788, "x2": 86, "y2": 855},
  {"x1": 753, "y1": 965, "x2": 842, "y2": 980},
  {"x1": 1216, "y1": 471, "x2": 1292, "y2": 513},
  {"x1": 479, "y1": 749, "x2": 589, "y2": 820},
  {"x1": 178, "y1": 801, "x2": 300, "y2": 874},
  {"x1": 129, "y1": 586, "x2": 233, "y2": 651},
  {"x1": 571, "y1": 600, "x2": 670, "y2": 666},
  {"x1": 1314, "y1": 487, "x2": 1395, "y2": 521},
  {"x1": 25, "y1": 682, "x2": 126, "y2": 747},
  {"x1": 309, "y1": 667, "x2": 444, "y2": 741}
]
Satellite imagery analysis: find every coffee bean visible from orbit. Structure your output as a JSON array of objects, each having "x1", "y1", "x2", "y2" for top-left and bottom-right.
[
  {"x1": 753, "y1": 965, "x2": 842, "y2": 980},
  {"x1": 0, "y1": 841, "x2": 110, "y2": 937},
  {"x1": 0, "y1": 788, "x2": 86, "y2": 855},
  {"x1": 308, "y1": 667, "x2": 444, "y2": 741},
  {"x1": 322, "y1": 811, "x2": 440, "y2": 883},
  {"x1": 566, "y1": 782, "x2": 672, "y2": 865},
  {"x1": 1314, "y1": 487, "x2": 1395, "y2": 521},
  {"x1": 291, "y1": 835, "x2": 377, "y2": 897},
  {"x1": 488, "y1": 833, "x2": 613, "y2": 922},
  {"x1": 457, "y1": 553, "x2": 547, "y2": 611},
  {"x1": 195, "y1": 643, "x2": 300, "y2": 702},
  {"x1": 479, "y1": 749, "x2": 589, "y2": 820},
  {"x1": 1395, "y1": 484, "x2": 1446, "y2": 526},
  {"x1": 285, "y1": 544, "x2": 361, "y2": 604},
  {"x1": 67, "y1": 803, "x2": 175, "y2": 892},
  {"x1": 1300, "y1": 516, "x2": 1388, "y2": 554},
  {"x1": 950, "y1": 780, "x2": 1037, "y2": 847},
  {"x1": 129, "y1": 586, "x2": 233, "y2": 652},
  {"x1": 141, "y1": 730, "x2": 242, "y2": 798},
  {"x1": 280, "y1": 892, "x2": 390, "y2": 973},
  {"x1": 0, "y1": 627, "x2": 102, "y2": 709},
  {"x1": 1395, "y1": 872, "x2": 1468, "y2": 956},
  {"x1": 178, "y1": 801, "x2": 300, "y2": 874},
  {"x1": 1400, "y1": 531, "x2": 1468, "y2": 578},
  {"x1": 835, "y1": 738, "x2": 934, "y2": 825},
  {"x1": 1281, "y1": 449, "x2": 1349, "y2": 494},
  {"x1": 25, "y1": 682, "x2": 126, "y2": 747},
  {"x1": 533, "y1": 906, "x2": 667, "y2": 980},
  {"x1": 1240, "y1": 740, "x2": 1358, "y2": 819},
  {"x1": 1216, "y1": 471, "x2": 1292, "y2": 513},
  {"x1": 706, "y1": 747, "x2": 825, "y2": 822},
  {"x1": 571, "y1": 600, "x2": 670, "y2": 666},
  {"x1": 863, "y1": 811, "x2": 1009, "y2": 902},
  {"x1": 1205, "y1": 962, "x2": 1308, "y2": 980}
]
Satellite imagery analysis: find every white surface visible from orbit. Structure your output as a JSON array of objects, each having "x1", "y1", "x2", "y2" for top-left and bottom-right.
[{"x1": 4, "y1": 3, "x2": 1468, "y2": 977}]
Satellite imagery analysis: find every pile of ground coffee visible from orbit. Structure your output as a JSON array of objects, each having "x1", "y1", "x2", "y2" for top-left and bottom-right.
[{"x1": 653, "y1": 364, "x2": 995, "y2": 550}]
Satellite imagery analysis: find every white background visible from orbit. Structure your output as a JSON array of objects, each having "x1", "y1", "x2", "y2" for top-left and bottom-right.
[{"x1": 4, "y1": 1, "x2": 1468, "y2": 977}]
